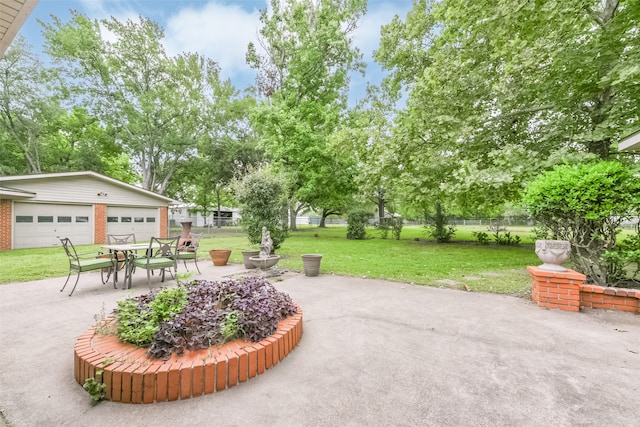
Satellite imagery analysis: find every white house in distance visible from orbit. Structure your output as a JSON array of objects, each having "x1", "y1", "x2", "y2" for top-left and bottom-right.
[
  {"x1": 0, "y1": 171, "x2": 177, "y2": 250},
  {"x1": 169, "y1": 205, "x2": 241, "y2": 228}
]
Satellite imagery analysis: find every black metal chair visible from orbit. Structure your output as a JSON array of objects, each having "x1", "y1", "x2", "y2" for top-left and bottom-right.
[
  {"x1": 60, "y1": 238, "x2": 115, "y2": 296},
  {"x1": 128, "y1": 236, "x2": 179, "y2": 287},
  {"x1": 175, "y1": 232, "x2": 202, "y2": 274}
]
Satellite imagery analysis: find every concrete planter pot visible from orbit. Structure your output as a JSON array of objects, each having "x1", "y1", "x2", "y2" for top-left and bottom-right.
[
  {"x1": 534, "y1": 240, "x2": 570, "y2": 272},
  {"x1": 209, "y1": 249, "x2": 231, "y2": 266},
  {"x1": 242, "y1": 250, "x2": 260, "y2": 269},
  {"x1": 301, "y1": 254, "x2": 322, "y2": 277}
]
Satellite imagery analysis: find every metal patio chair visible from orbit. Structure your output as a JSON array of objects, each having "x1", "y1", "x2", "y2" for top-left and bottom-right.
[
  {"x1": 175, "y1": 232, "x2": 202, "y2": 274},
  {"x1": 128, "y1": 236, "x2": 179, "y2": 287},
  {"x1": 107, "y1": 233, "x2": 137, "y2": 245},
  {"x1": 60, "y1": 238, "x2": 115, "y2": 296}
]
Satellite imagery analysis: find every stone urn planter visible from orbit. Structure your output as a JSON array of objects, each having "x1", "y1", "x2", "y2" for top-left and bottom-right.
[
  {"x1": 301, "y1": 254, "x2": 322, "y2": 277},
  {"x1": 535, "y1": 240, "x2": 570, "y2": 272},
  {"x1": 242, "y1": 250, "x2": 260, "y2": 269},
  {"x1": 209, "y1": 249, "x2": 232, "y2": 266}
]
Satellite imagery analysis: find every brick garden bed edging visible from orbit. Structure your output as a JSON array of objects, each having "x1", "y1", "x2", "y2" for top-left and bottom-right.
[
  {"x1": 74, "y1": 306, "x2": 303, "y2": 403},
  {"x1": 527, "y1": 266, "x2": 640, "y2": 314}
]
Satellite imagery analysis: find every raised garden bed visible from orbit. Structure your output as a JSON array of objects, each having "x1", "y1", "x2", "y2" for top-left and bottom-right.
[{"x1": 74, "y1": 277, "x2": 303, "y2": 403}]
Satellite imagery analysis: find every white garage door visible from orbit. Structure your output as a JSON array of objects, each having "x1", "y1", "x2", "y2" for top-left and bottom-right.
[
  {"x1": 106, "y1": 207, "x2": 159, "y2": 242},
  {"x1": 14, "y1": 203, "x2": 93, "y2": 249}
]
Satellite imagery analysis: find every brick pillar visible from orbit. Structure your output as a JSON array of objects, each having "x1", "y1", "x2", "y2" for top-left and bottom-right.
[
  {"x1": 527, "y1": 266, "x2": 585, "y2": 312},
  {"x1": 95, "y1": 203, "x2": 107, "y2": 244},
  {"x1": 159, "y1": 207, "x2": 168, "y2": 238},
  {"x1": 0, "y1": 199, "x2": 12, "y2": 251}
]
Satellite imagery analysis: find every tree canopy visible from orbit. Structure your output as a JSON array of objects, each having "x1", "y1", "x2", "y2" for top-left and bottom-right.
[
  {"x1": 1, "y1": 2, "x2": 638, "y2": 235},
  {"x1": 376, "y1": 0, "x2": 639, "y2": 216},
  {"x1": 247, "y1": 0, "x2": 366, "y2": 229}
]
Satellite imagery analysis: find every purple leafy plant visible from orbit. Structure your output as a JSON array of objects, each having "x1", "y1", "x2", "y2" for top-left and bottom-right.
[{"x1": 119, "y1": 277, "x2": 297, "y2": 360}]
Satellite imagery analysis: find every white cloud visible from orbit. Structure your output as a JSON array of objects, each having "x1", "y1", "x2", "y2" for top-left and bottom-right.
[{"x1": 163, "y1": 2, "x2": 263, "y2": 80}]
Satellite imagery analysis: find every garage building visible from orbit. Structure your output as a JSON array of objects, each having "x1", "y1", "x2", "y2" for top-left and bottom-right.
[{"x1": 0, "y1": 171, "x2": 177, "y2": 250}]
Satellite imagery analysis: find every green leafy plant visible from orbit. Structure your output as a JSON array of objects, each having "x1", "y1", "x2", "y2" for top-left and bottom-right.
[
  {"x1": 93, "y1": 303, "x2": 115, "y2": 335},
  {"x1": 602, "y1": 231, "x2": 640, "y2": 285},
  {"x1": 391, "y1": 217, "x2": 403, "y2": 240},
  {"x1": 425, "y1": 224, "x2": 456, "y2": 243},
  {"x1": 473, "y1": 231, "x2": 491, "y2": 245},
  {"x1": 220, "y1": 310, "x2": 245, "y2": 341},
  {"x1": 176, "y1": 271, "x2": 195, "y2": 285},
  {"x1": 493, "y1": 231, "x2": 521, "y2": 246},
  {"x1": 530, "y1": 226, "x2": 551, "y2": 241},
  {"x1": 83, "y1": 369, "x2": 106, "y2": 402},
  {"x1": 115, "y1": 287, "x2": 187, "y2": 347}
]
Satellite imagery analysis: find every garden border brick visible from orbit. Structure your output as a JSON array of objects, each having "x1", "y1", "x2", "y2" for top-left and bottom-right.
[{"x1": 528, "y1": 266, "x2": 639, "y2": 314}]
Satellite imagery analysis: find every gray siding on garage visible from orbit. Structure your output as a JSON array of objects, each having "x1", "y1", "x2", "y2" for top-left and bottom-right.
[
  {"x1": 0, "y1": 172, "x2": 176, "y2": 250},
  {"x1": 4, "y1": 176, "x2": 165, "y2": 207}
]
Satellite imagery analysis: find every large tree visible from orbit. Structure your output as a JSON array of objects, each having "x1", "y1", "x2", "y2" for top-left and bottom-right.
[
  {"x1": 0, "y1": 36, "x2": 64, "y2": 175},
  {"x1": 331, "y1": 85, "x2": 401, "y2": 221},
  {"x1": 42, "y1": 13, "x2": 211, "y2": 194},
  {"x1": 0, "y1": 36, "x2": 125, "y2": 177},
  {"x1": 376, "y1": 0, "x2": 640, "y2": 214},
  {"x1": 247, "y1": 0, "x2": 366, "y2": 230},
  {"x1": 168, "y1": 93, "x2": 264, "y2": 227}
]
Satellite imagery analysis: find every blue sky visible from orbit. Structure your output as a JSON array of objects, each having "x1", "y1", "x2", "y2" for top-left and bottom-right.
[{"x1": 17, "y1": 0, "x2": 413, "y2": 103}]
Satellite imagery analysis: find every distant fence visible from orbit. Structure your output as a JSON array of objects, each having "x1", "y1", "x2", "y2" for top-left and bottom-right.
[{"x1": 170, "y1": 216, "x2": 639, "y2": 234}]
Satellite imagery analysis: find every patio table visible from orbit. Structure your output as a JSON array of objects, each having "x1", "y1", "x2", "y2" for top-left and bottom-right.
[{"x1": 101, "y1": 243, "x2": 152, "y2": 289}]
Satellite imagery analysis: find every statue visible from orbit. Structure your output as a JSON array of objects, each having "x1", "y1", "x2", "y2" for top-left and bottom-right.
[
  {"x1": 250, "y1": 226, "x2": 281, "y2": 275},
  {"x1": 260, "y1": 226, "x2": 273, "y2": 258}
]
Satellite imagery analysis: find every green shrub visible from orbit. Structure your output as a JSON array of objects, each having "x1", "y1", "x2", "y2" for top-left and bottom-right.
[
  {"x1": 473, "y1": 231, "x2": 491, "y2": 245},
  {"x1": 424, "y1": 203, "x2": 456, "y2": 243},
  {"x1": 376, "y1": 220, "x2": 390, "y2": 239},
  {"x1": 523, "y1": 161, "x2": 640, "y2": 285},
  {"x1": 391, "y1": 216, "x2": 403, "y2": 240},
  {"x1": 494, "y1": 231, "x2": 521, "y2": 246},
  {"x1": 235, "y1": 168, "x2": 288, "y2": 251},
  {"x1": 347, "y1": 210, "x2": 371, "y2": 240},
  {"x1": 602, "y1": 230, "x2": 640, "y2": 284}
]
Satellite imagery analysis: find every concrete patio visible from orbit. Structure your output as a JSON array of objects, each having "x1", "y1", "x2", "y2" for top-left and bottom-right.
[{"x1": 1, "y1": 259, "x2": 639, "y2": 426}]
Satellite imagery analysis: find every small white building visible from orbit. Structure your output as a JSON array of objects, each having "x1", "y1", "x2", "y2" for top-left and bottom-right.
[
  {"x1": 0, "y1": 171, "x2": 177, "y2": 250},
  {"x1": 169, "y1": 205, "x2": 241, "y2": 228}
]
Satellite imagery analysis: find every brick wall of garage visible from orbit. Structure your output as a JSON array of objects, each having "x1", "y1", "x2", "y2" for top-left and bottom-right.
[
  {"x1": 0, "y1": 199, "x2": 11, "y2": 251},
  {"x1": 95, "y1": 203, "x2": 107, "y2": 244},
  {"x1": 160, "y1": 207, "x2": 168, "y2": 238}
]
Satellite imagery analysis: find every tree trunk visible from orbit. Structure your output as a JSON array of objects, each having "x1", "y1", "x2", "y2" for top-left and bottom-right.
[
  {"x1": 215, "y1": 187, "x2": 222, "y2": 228},
  {"x1": 376, "y1": 189, "x2": 385, "y2": 221},
  {"x1": 289, "y1": 204, "x2": 297, "y2": 231}
]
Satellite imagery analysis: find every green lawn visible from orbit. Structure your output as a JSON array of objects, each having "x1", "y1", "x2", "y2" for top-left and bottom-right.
[{"x1": 0, "y1": 225, "x2": 541, "y2": 295}]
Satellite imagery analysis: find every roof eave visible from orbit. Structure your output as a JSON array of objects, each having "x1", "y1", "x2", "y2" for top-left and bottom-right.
[{"x1": 619, "y1": 130, "x2": 640, "y2": 152}]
